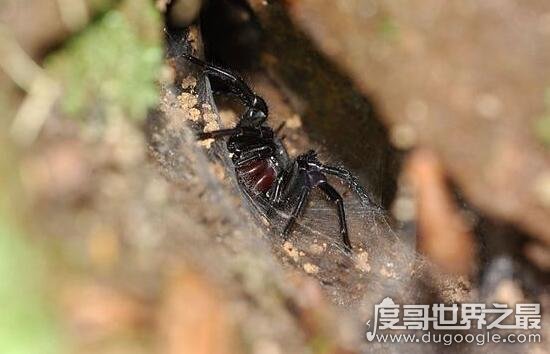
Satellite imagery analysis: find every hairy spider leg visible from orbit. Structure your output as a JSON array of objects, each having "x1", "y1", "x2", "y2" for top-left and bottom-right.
[
  {"x1": 318, "y1": 182, "x2": 352, "y2": 252},
  {"x1": 282, "y1": 186, "x2": 311, "y2": 239},
  {"x1": 182, "y1": 53, "x2": 268, "y2": 126},
  {"x1": 167, "y1": 30, "x2": 266, "y2": 121},
  {"x1": 197, "y1": 126, "x2": 274, "y2": 141},
  {"x1": 274, "y1": 121, "x2": 286, "y2": 135},
  {"x1": 318, "y1": 164, "x2": 380, "y2": 209},
  {"x1": 181, "y1": 53, "x2": 255, "y2": 104},
  {"x1": 274, "y1": 121, "x2": 287, "y2": 141},
  {"x1": 279, "y1": 170, "x2": 353, "y2": 252},
  {"x1": 197, "y1": 128, "x2": 239, "y2": 140},
  {"x1": 268, "y1": 168, "x2": 291, "y2": 204}
]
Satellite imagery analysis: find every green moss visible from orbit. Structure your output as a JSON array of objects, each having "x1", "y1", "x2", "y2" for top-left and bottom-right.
[
  {"x1": 378, "y1": 16, "x2": 400, "y2": 41},
  {"x1": 534, "y1": 88, "x2": 550, "y2": 147},
  {"x1": 45, "y1": 0, "x2": 162, "y2": 121},
  {"x1": 308, "y1": 334, "x2": 332, "y2": 354},
  {"x1": 0, "y1": 218, "x2": 63, "y2": 354},
  {"x1": 534, "y1": 116, "x2": 550, "y2": 147},
  {"x1": 0, "y1": 128, "x2": 63, "y2": 353},
  {"x1": 88, "y1": 0, "x2": 120, "y2": 13}
]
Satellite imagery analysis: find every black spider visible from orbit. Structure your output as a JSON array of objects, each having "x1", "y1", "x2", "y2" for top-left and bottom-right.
[{"x1": 183, "y1": 53, "x2": 377, "y2": 252}]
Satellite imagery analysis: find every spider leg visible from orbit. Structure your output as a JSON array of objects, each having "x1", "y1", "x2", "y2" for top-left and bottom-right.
[
  {"x1": 197, "y1": 128, "x2": 239, "y2": 140},
  {"x1": 282, "y1": 186, "x2": 311, "y2": 240},
  {"x1": 182, "y1": 53, "x2": 267, "y2": 125},
  {"x1": 318, "y1": 164, "x2": 380, "y2": 209},
  {"x1": 268, "y1": 168, "x2": 291, "y2": 205},
  {"x1": 318, "y1": 181, "x2": 352, "y2": 252},
  {"x1": 182, "y1": 53, "x2": 256, "y2": 105},
  {"x1": 274, "y1": 121, "x2": 286, "y2": 135},
  {"x1": 198, "y1": 126, "x2": 273, "y2": 141}
]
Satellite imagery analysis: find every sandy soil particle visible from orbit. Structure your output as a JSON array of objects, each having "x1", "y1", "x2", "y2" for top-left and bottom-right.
[
  {"x1": 283, "y1": 241, "x2": 300, "y2": 262},
  {"x1": 308, "y1": 243, "x2": 325, "y2": 255},
  {"x1": 303, "y1": 262, "x2": 319, "y2": 274},
  {"x1": 354, "y1": 251, "x2": 371, "y2": 273},
  {"x1": 181, "y1": 75, "x2": 197, "y2": 90}
]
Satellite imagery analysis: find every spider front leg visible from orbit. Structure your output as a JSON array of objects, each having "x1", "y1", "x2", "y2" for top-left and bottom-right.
[
  {"x1": 197, "y1": 128, "x2": 239, "y2": 140},
  {"x1": 268, "y1": 168, "x2": 291, "y2": 205},
  {"x1": 182, "y1": 53, "x2": 268, "y2": 126},
  {"x1": 198, "y1": 126, "x2": 273, "y2": 141},
  {"x1": 318, "y1": 181, "x2": 352, "y2": 252},
  {"x1": 182, "y1": 53, "x2": 255, "y2": 104},
  {"x1": 282, "y1": 186, "x2": 311, "y2": 240},
  {"x1": 318, "y1": 164, "x2": 380, "y2": 209}
]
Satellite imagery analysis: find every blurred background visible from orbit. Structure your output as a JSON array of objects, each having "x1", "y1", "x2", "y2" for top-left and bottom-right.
[{"x1": 0, "y1": 0, "x2": 549, "y2": 353}]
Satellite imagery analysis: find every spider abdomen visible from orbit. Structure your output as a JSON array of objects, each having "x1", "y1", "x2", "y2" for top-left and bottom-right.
[{"x1": 237, "y1": 158, "x2": 276, "y2": 194}]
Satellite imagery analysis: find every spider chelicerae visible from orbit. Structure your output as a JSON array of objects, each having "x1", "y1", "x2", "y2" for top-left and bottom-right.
[{"x1": 183, "y1": 52, "x2": 378, "y2": 252}]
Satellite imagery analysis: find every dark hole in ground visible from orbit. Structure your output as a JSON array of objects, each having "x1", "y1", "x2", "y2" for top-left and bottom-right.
[
  {"x1": 475, "y1": 217, "x2": 550, "y2": 298},
  {"x1": 446, "y1": 185, "x2": 550, "y2": 295}
]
